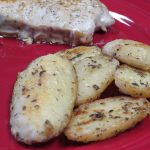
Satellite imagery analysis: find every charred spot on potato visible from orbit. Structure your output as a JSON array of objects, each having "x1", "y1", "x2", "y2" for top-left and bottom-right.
[
  {"x1": 136, "y1": 102, "x2": 140, "y2": 106},
  {"x1": 22, "y1": 106, "x2": 26, "y2": 111},
  {"x1": 88, "y1": 64, "x2": 101, "y2": 69},
  {"x1": 109, "y1": 109, "x2": 114, "y2": 113},
  {"x1": 87, "y1": 56, "x2": 92, "y2": 60},
  {"x1": 132, "y1": 82, "x2": 139, "y2": 87},
  {"x1": 26, "y1": 95, "x2": 30, "y2": 98},
  {"x1": 45, "y1": 120, "x2": 50, "y2": 125},
  {"x1": 110, "y1": 115, "x2": 121, "y2": 119},
  {"x1": 40, "y1": 65, "x2": 44, "y2": 70},
  {"x1": 134, "y1": 69, "x2": 145, "y2": 77},
  {"x1": 122, "y1": 104, "x2": 130, "y2": 113},
  {"x1": 34, "y1": 105, "x2": 40, "y2": 109},
  {"x1": 90, "y1": 112, "x2": 105, "y2": 120},
  {"x1": 116, "y1": 48, "x2": 120, "y2": 51},
  {"x1": 70, "y1": 53, "x2": 82, "y2": 61},
  {"x1": 100, "y1": 102, "x2": 105, "y2": 105},
  {"x1": 139, "y1": 80, "x2": 149, "y2": 87},
  {"x1": 93, "y1": 84, "x2": 100, "y2": 91},
  {"x1": 22, "y1": 86, "x2": 29, "y2": 95},
  {"x1": 91, "y1": 59, "x2": 97, "y2": 63},
  {"x1": 132, "y1": 107, "x2": 140, "y2": 112},
  {"x1": 32, "y1": 69, "x2": 38, "y2": 75},
  {"x1": 88, "y1": 64, "x2": 96, "y2": 69},
  {"x1": 125, "y1": 117, "x2": 129, "y2": 121},
  {"x1": 31, "y1": 99, "x2": 37, "y2": 103},
  {"x1": 39, "y1": 70, "x2": 46, "y2": 76}
]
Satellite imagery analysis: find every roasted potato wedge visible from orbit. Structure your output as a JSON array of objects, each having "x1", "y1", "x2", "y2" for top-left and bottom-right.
[
  {"x1": 75, "y1": 55, "x2": 119, "y2": 106},
  {"x1": 57, "y1": 46, "x2": 102, "y2": 64},
  {"x1": 10, "y1": 54, "x2": 77, "y2": 144},
  {"x1": 115, "y1": 65, "x2": 150, "y2": 98},
  {"x1": 64, "y1": 96, "x2": 149, "y2": 143},
  {"x1": 102, "y1": 39, "x2": 150, "y2": 71},
  {"x1": 102, "y1": 39, "x2": 140, "y2": 57},
  {"x1": 57, "y1": 46, "x2": 119, "y2": 106}
]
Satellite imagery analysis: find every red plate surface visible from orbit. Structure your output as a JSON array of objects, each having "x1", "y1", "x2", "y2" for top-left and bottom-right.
[{"x1": 1, "y1": 0, "x2": 150, "y2": 150}]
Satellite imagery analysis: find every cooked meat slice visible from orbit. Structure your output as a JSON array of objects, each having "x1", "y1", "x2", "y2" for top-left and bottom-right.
[
  {"x1": 64, "y1": 96, "x2": 150, "y2": 143},
  {"x1": 10, "y1": 54, "x2": 77, "y2": 144},
  {"x1": 0, "y1": 0, "x2": 114, "y2": 45}
]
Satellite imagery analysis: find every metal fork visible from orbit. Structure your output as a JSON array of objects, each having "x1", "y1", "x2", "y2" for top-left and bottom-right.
[{"x1": 109, "y1": 11, "x2": 134, "y2": 26}]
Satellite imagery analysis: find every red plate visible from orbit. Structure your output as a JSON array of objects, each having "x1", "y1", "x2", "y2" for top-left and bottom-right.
[{"x1": 1, "y1": 0, "x2": 150, "y2": 150}]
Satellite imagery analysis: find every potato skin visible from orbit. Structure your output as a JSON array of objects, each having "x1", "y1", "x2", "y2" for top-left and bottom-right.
[
  {"x1": 102, "y1": 39, "x2": 150, "y2": 71},
  {"x1": 64, "y1": 96, "x2": 149, "y2": 143},
  {"x1": 10, "y1": 54, "x2": 77, "y2": 144},
  {"x1": 115, "y1": 65, "x2": 150, "y2": 98}
]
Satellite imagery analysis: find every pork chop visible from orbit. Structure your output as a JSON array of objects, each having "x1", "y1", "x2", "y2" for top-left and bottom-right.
[{"x1": 0, "y1": 0, "x2": 114, "y2": 45}]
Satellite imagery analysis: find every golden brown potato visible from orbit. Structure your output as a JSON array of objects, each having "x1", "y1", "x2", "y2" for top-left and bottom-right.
[
  {"x1": 10, "y1": 54, "x2": 77, "y2": 144},
  {"x1": 64, "y1": 96, "x2": 149, "y2": 143},
  {"x1": 74, "y1": 55, "x2": 119, "y2": 106},
  {"x1": 57, "y1": 46, "x2": 102, "y2": 64},
  {"x1": 102, "y1": 39, "x2": 150, "y2": 71},
  {"x1": 57, "y1": 46, "x2": 119, "y2": 106},
  {"x1": 115, "y1": 65, "x2": 150, "y2": 98}
]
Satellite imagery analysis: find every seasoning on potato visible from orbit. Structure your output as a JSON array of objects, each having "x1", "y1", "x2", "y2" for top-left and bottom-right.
[
  {"x1": 102, "y1": 39, "x2": 150, "y2": 71},
  {"x1": 64, "y1": 96, "x2": 150, "y2": 143},
  {"x1": 57, "y1": 46, "x2": 119, "y2": 106},
  {"x1": 115, "y1": 65, "x2": 150, "y2": 98},
  {"x1": 10, "y1": 39, "x2": 150, "y2": 145},
  {"x1": 10, "y1": 54, "x2": 77, "y2": 144}
]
